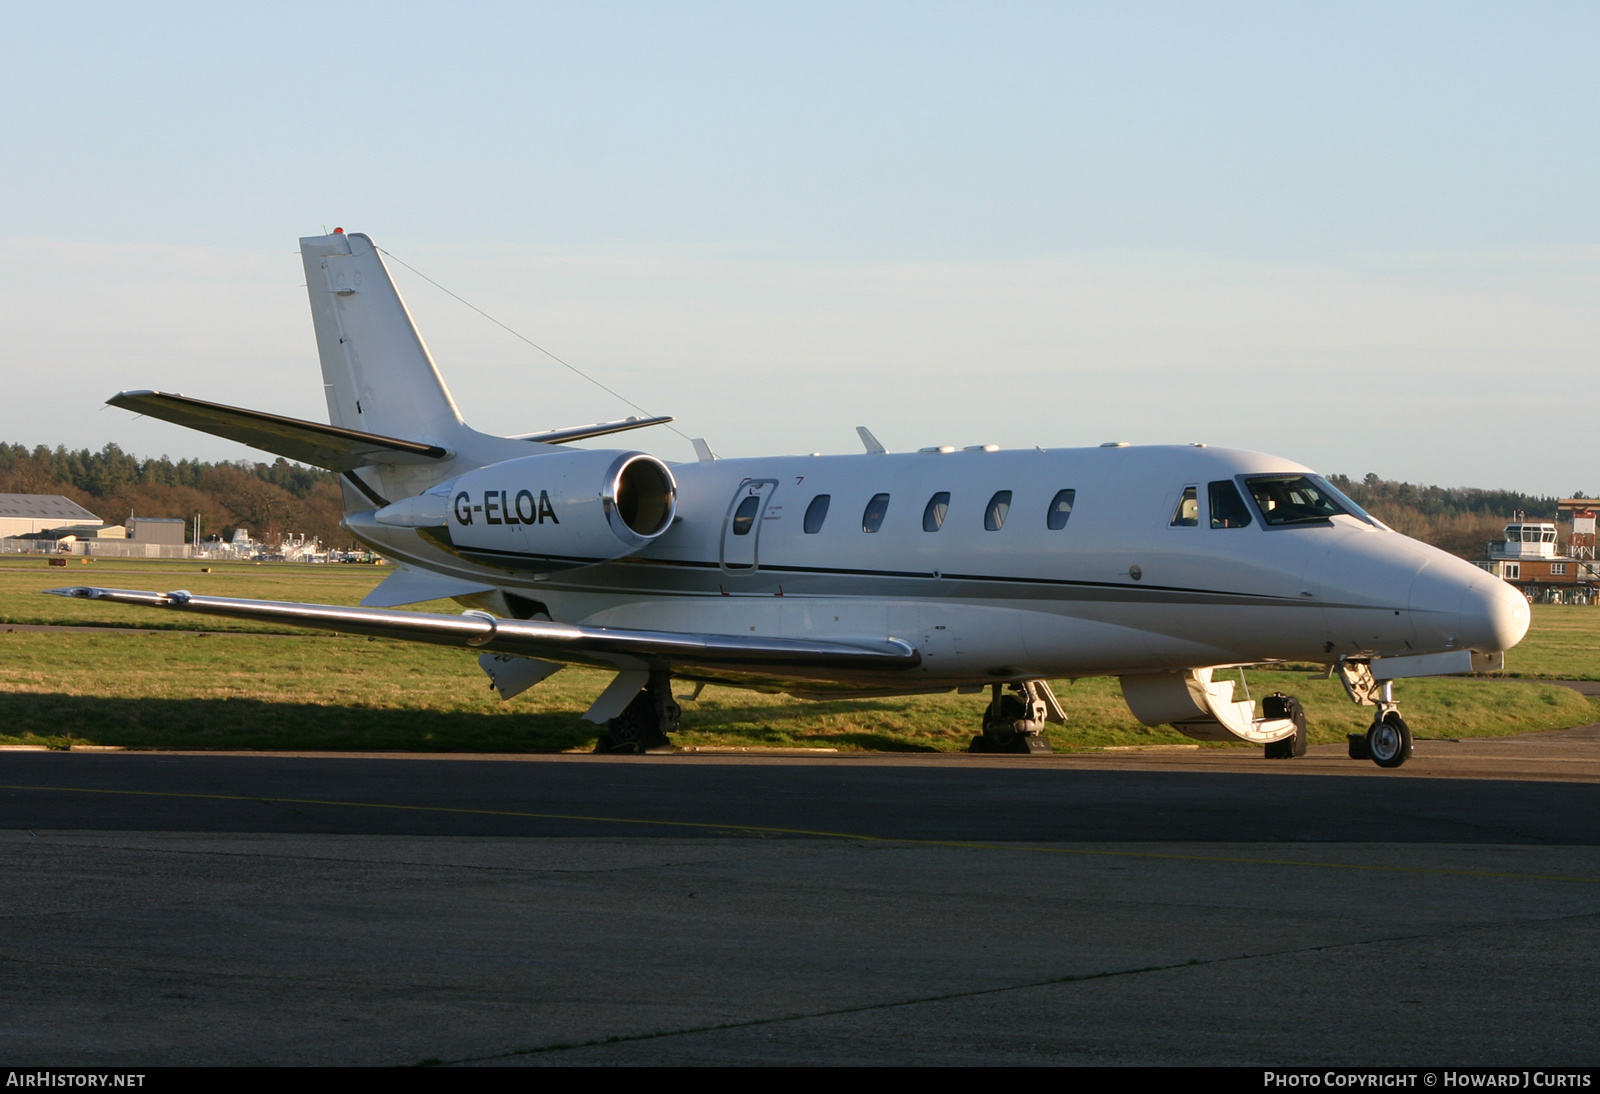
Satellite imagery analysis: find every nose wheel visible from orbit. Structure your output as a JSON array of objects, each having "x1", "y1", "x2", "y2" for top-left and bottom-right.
[{"x1": 1362, "y1": 710, "x2": 1412, "y2": 768}]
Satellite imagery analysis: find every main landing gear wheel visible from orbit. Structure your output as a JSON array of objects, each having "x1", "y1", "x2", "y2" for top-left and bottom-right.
[
  {"x1": 594, "y1": 672, "x2": 680, "y2": 754},
  {"x1": 1261, "y1": 693, "x2": 1307, "y2": 759},
  {"x1": 969, "y1": 684, "x2": 1052, "y2": 754},
  {"x1": 1365, "y1": 711, "x2": 1412, "y2": 768}
]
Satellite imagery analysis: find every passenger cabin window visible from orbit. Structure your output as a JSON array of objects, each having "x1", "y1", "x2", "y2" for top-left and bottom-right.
[
  {"x1": 1170, "y1": 486, "x2": 1199, "y2": 527},
  {"x1": 923, "y1": 492, "x2": 950, "y2": 532},
  {"x1": 1208, "y1": 481, "x2": 1252, "y2": 529},
  {"x1": 1244, "y1": 475, "x2": 1349, "y2": 527},
  {"x1": 1047, "y1": 489, "x2": 1075, "y2": 530},
  {"x1": 731, "y1": 495, "x2": 760, "y2": 536},
  {"x1": 862, "y1": 493, "x2": 890, "y2": 533},
  {"x1": 803, "y1": 494, "x2": 830, "y2": 534},
  {"x1": 984, "y1": 491, "x2": 1012, "y2": 531}
]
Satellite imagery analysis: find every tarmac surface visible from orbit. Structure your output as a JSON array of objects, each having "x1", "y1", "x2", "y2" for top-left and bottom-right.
[{"x1": 4, "y1": 727, "x2": 1600, "y2": 1066}]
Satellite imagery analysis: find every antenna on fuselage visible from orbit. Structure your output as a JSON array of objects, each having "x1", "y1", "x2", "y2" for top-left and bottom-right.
[{"x1": 856, "y1": 426, "x2": 887, "y2": 455}]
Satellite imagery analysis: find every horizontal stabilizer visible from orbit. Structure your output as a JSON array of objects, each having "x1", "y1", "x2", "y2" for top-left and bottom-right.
[
  {"x1": 47, "y1": 587, "x2": 922, "y2": 681},
  {"x1": 512, "y1": 415, "x2": 674, "y2": 446},
  {"x1": 107, "y1": 391, "x2": 449, "y2": 472},
  {"x1": 360, "y1": 567, "x2": 497, "y2": 608}
]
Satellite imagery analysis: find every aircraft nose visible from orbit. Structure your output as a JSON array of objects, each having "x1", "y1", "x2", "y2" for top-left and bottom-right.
[{"x1": 1458, "y1": 576, "x2": 1531, "y2": 652}]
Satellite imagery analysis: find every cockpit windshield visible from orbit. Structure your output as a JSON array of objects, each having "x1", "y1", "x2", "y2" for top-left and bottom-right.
[{"x1": 1245, "y1": 475, "x2": 1370, "y2": 527}]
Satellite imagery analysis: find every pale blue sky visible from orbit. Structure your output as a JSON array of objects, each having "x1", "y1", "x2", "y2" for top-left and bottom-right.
[{"x1": 2, "y1": 3, "x2": 1596, "y2": 493}]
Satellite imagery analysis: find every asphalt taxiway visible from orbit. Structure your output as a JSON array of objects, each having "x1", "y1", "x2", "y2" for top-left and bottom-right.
[{"x1": 4, "y1": 728, "x2": 1600, "y2": 1066}]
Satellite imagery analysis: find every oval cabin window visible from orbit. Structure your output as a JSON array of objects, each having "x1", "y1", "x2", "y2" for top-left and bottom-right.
[
  {"x1": 803, "y1": 494, "x2": 830, "y2": 534},
  {"x1": 984, "y1": 491, "x2": 1012, "y2": 531},
  {"x1": 731, "y1": 495, "x2": 760, "y2": 536},
  {"x1": 862, "y1": 493, "x2": 890, "y2": 533},
  {"x1": 1047, "y1": 489, "x2": 1075, "y2": 530}
]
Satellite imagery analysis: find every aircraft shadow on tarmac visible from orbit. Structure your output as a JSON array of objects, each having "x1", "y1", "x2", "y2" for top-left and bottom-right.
[
  {"x1": 3, "y1": 743, "x2": 1600, "y2": 846},
  {"x1": 0, "y1": 690, "x2": 945, "y2": 753}
]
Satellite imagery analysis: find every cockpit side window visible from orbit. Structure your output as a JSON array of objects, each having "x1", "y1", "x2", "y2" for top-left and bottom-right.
[
  {"x1": 1170, "y1": 486, "x2": 1199, "y2": 527},
  {"x1": 1046, "y1": 489, "x2": 1075, "y2": 530},
  {"x1": 923, "y1": 492, "x2": 950, "y2": 532},
  {"x1": 1208, "y1": 481, "x2": 1252, "y2": 528},
  {"x1": 1244, "y1": 475, "x2": 1349, "y2": 526},
  {"x1": 803, "y1": 494, "x2": 830, "y2": 534},
  {"x1": 862, "y1": 493, "x2": 890, "y2": 533}
]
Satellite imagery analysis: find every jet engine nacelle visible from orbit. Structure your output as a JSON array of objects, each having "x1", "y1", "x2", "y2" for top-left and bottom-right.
[{"x1": 441, "y1": 449, "x2": 677, "y2": 570}]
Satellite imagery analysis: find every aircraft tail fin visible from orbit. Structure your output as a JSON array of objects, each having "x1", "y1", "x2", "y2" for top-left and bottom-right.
[{"x1": 300, "y1": 231, "x2": 468, "y2": 445}]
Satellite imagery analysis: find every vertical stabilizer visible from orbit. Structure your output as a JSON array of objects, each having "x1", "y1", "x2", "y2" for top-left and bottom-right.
[{"x1": 300, "y1": 232, "x2": 468, "y2": 444}]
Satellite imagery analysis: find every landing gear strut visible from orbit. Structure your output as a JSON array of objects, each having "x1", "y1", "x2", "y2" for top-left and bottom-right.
[
  {"x1": 594, "y1": 670, "x2": 680, "y2": 754},
  {"x1": 969, "y1": 682, "x2": 1054, "y2": 754}
]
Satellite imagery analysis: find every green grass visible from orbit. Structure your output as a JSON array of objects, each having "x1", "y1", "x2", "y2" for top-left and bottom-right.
[
  {"x1": 0, "y1": 557, "x2": 1594, "y2": 752},
  {"x1": 1499, "y1": 604, "x2": 1600, "y2": 681}
]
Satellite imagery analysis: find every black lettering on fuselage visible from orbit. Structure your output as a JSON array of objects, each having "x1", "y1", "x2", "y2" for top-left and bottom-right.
[
  {"x1": 515, "y1": 489, "x2": 537, "y2": 524},
  {"x1": 478, "y1": 488, "x2": 562, "y2": 525},
  {"x1": 453, "y1": 491, "x2": 473, "y2": 525}
]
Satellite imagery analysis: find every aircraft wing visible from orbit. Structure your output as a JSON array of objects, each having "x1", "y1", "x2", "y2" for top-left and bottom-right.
[
  {"x1": 46, "y1": 586, "x2": 921, "y2": 678},
  {"x1": 106, "y1": 391, "x2": 449, "y2": 471}
]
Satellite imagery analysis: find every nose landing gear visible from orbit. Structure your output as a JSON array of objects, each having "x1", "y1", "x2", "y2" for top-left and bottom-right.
[{"x1": 1337, "y1": 666, "x2": 1413, "y2": 768}]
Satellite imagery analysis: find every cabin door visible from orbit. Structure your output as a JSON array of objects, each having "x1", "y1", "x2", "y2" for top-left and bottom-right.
[{"x1": 720, "y1": 479, "x2": 778, "y2": 573}]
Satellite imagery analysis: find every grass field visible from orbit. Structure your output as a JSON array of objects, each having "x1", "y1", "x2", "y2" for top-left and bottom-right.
[{"x1": 0, "y1": 557, "x2": 1593, "y2": 752}]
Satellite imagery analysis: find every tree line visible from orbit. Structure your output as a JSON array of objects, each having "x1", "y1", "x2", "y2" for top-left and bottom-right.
[
  {"x1": 0, "y1": 443, "x2": 351, "y2": 548},
  {"x1": 1328, "y1": 473, "x2": 1579, "y2": 558}
]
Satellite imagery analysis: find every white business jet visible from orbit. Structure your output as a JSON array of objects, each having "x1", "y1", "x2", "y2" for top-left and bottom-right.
[{"x1": 56, "y1": 230, "x2": 1530, "y2": 767}]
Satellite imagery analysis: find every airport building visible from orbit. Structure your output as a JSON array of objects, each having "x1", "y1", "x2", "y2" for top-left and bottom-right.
[
  {"x1": 1476, "y1": 502, "x2": 1600, "y2": 603},
  {"x1": 0, "y1": 494, "x2": 102, "y2": 538},
  {"x1": 127, "y1": 517, "x2": 188, "y2": 545},
  {"x1": 0, "y1": 495, "x2": 194, "y2": 558}
]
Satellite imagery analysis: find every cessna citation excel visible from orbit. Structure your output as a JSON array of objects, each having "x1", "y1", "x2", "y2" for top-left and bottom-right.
[{"x1": 55, "y1": 230, "x2": 1530, "y2": 768}]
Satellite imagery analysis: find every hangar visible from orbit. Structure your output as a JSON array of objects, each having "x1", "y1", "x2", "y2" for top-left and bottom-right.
[{"x1": 0, "y1": 494, "x2": 102, "y2": 539}]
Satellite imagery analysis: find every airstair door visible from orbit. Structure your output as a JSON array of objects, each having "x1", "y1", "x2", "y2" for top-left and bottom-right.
[{"x1": 721, "y1": 479, "x2": 778, "y2": 573}]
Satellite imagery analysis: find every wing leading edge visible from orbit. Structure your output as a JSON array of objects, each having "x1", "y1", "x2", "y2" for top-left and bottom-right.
[{"x1": 46, "y1": 587, "x2": 921, "y2": 680}]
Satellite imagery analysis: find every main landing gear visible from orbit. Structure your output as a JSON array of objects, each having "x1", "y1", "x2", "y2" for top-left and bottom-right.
[
  {"x1": 594, "y1": 670, "x2": 680, "y2": 754},
  {"x1": 969, "y1": 682, "x2": 1054, "y2": 754}
]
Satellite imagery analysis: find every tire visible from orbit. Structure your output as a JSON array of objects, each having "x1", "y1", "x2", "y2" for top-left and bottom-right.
[
  {"x1": 981, "y1": 695, "x2": 1029, "y2": 746},
  {"x1": 1366, "y1": 711, "x2": 1412, "y2": 768},
  {"x1": 594, "y1": 691, "x2": 672, "y2": 754},
  {"x1": 1347, "y1": 733, "x2": 1371, "y2": 760},
  {"x1": 1261, "y1": 693, "x2": 1307, "y2": 759}
]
